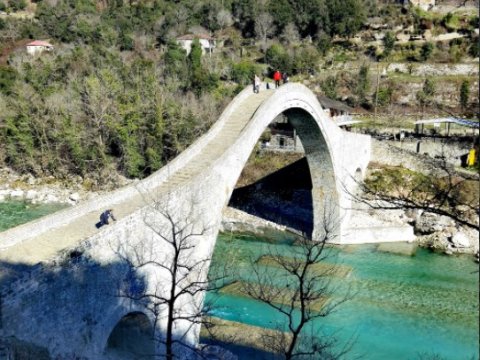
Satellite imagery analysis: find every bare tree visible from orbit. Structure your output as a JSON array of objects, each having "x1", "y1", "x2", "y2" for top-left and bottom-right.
[
  {"x1": 255, "y1": 12, "x2": 276, "y2": 51},
  {"x1": 280, "y1": 23, "x2": 301, "y2": 46},
  {"x1": 240, "y1": 208, "x2": 355, "y2": 359},
  {"x1": 352, "y1": 160, "x2": 479, "y2": 231},
  {"x1": 116, "y1": 201, "x2": 227, "y2": 359},
  {"x1": 216, "y1": 10, "x2": 233, "y2": 31}
]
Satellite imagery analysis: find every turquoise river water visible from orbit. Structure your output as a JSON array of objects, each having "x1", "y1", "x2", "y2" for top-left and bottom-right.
[
  {"x1": 1, "y1": 201, "x2": 478, "y2": 359},
  {"x1": 0, "y1": 200, "x2": 68, "y2": 232},
  {"x1": 206, "y1": 233, "x2": 479, "y2": 360}
]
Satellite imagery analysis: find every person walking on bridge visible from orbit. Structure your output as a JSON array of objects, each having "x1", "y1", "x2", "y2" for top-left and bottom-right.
[
  {"x1": 273, "y1": 70, "x2": 281, "y2": 88},
  {"x1": 253, "y1": 74, "x2": 260, "y2": 93}
]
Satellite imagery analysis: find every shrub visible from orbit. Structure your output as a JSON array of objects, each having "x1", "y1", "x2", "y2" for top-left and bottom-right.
[
  {"x1": 9, "y1": 0, "x2": 27, "y2": 11},
  {"x1": 0, "y1": 66, "x2": 17, "y2": 95},
  {"x1": 264, "y1": 43, "x2": 291, "y2": 73},
  {"x1": 231, "y1": 60, "x2": 257, "y2": 85},
  {"x1": 442, "y1": 12, "x2": 460, "y2": 31},
  {"x1": 419, "y1": 42, "x2": 434, "y2": 61},
  {"x1": 468, "y1": 38, "x2": 479, "y2": 58}
]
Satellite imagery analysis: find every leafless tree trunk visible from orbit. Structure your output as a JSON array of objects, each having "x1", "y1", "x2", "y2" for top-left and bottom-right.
[
  {"x1": 240, "y1": 206, "x2": 355, "y2": 359},
  {"x1": 255, "y1": 12, "x2": 275, "y2": 52},
  {"x1": 349, "y1": 158, "x2": 479, "y2": 231},
  {"x1": 115, "y1": 202, "x2": 227, "y2": 359}
]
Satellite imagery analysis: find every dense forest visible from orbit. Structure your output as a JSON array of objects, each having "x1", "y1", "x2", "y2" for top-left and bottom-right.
[{"x1": 0, "y1": 0, "x2": 478, "y2": 185}]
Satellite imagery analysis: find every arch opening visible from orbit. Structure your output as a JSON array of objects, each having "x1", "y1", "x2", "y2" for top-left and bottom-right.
[
  {"x1": 104, "y1": 312, "x2": 154, "y2": 359},
  {"x1": 228, "y1": 106, "x2": 340, "y2": 240}
]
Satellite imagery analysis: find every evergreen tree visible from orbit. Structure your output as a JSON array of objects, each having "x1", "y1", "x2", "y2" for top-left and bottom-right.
[{"x1": 459, "y1": 80, "x2": 469, "y2": 112}]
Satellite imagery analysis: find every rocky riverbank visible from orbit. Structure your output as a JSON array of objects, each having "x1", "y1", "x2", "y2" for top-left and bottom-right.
[
  {"x1": 0, "y1": 167, "x2": 132, "y2": 205},
  {"x1": 1, "y1": 167, "x2": 478, "y2": 258},
  {"x1": 221, "y1": 206, "x2": 480, "y2": 258}
]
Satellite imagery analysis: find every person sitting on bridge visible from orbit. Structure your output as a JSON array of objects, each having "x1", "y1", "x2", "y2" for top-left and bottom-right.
[{"x1": 96, "y1": 209, "x2": 116, "y2": 228}]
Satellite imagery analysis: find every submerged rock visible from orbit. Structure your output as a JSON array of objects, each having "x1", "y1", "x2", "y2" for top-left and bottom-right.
[{"x1": 377, "y1": 242, "x2": 418, "y2": 256}]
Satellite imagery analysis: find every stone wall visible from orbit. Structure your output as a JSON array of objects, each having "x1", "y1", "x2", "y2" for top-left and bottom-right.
[{"x1": 371, "y1": 137, "x2": 473, "y2": 169}]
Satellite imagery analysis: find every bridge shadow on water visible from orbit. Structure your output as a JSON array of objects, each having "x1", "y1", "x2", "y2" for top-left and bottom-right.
[{"x1": 229, "y1": 157, "x2": 314, "y2": 238}]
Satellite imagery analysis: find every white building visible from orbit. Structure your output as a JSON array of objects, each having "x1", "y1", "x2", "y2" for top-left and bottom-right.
[
  {"x1": 176, "y1": 34, "x2": 215, "y2": 55},
  {"x1": 405, "y1": 0, "x2": 435, "y2": 10},
  {"x1": 317, "y1": 95, "x2": 356, "y2": 126},
  {"x1": 26, "y1": 40, "x2": 54, "y2": 55}
]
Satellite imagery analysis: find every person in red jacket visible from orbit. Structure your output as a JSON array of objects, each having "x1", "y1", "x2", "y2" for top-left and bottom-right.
[{"x1": 273, "y1": 70, "x2": 281, "y2": 88}]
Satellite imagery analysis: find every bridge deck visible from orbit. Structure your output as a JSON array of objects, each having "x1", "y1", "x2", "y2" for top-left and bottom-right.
[{"x1": 0, "y1": 89, "x2": 274, "y2": 266}]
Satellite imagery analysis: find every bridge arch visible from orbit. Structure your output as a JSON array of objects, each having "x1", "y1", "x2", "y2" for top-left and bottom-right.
[
  {"x1": 104, "y1": 311, "x2": 154, "y2": 359},
  {"x1": 217, "y1": 84, "x2": 354, "y2": 241}
]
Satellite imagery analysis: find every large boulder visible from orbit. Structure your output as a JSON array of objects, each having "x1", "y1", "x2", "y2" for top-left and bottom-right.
[
  {"x1": 414, "y1": 213, "x2": 455, "y2": 234},
  {"x1": 450, "y1": 232, "x2": 471, "y2": 248}
]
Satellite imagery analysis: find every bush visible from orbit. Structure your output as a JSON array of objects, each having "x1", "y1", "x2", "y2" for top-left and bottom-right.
[
  {"x1": 419, "y1": 42, "x2": 434, "y2": 61},
  {"x1": 442, "y1": 12, "x2": 460, "y2": 31},
  {"x1": 293, "y1": 46, "x2": 319, "y2": 75},
  {"x1": 468, "y1": 38, "x2": 479, "y2": 58},
  {"x1": 231, "y1": 60, "x2": 257, "y2": 85},
  {"x1": 0, "y1": 1, "x2": 6, "y2": 11},
  {"x1": 9, "y1": 0, "x2": 27, "y2": 11},
  {"x1": 0, "y1": 66, "x2": 17, "y2": 95},
  {"x1": 264, "y1": 43, "x2": 291, "y2": 74}
]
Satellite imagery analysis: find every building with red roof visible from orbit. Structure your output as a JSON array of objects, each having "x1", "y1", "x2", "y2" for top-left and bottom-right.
[{"x1": 26, "y1": 40, "x2": 54, "y2": 55}]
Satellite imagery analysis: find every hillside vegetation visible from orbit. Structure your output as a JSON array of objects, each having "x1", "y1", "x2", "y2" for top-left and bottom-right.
[{"x1": 0, "y1": 0, "x2": 478, "y2": 187}]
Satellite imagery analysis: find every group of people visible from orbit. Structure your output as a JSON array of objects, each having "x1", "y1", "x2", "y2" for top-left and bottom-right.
[{"x1": 253, "y1": 70, "x2": 289, "y2": 93}]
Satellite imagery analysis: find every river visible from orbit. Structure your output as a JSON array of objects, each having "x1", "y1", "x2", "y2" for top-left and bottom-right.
[
  {"x1": 0, "y1": 200, "x2": 68, "y2": 232},
  {"x1": 1, "y1": 201, "x2": 478, "y2": 359},
  {"x1": 206, "y1": 233, "x2": 479, "y2": 360}
]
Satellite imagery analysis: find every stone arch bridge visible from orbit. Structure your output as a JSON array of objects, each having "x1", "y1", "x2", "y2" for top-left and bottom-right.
[{"x1": 0, "y1": 84, "x2": 370, "y2": 359}]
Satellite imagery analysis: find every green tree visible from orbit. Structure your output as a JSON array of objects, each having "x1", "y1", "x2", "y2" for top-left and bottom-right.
[
  {"x1": 232, "y1": 0, "x2": 257, "y2": 38},
  {"x1": 383, "y1": 31, "x2": 395, "y2": 58},
  {"x1": 118, "y1": 32, "x2": 134, "y2": 51},
  {"x1": 164, "y1": 40, "x2": 188, "y2": 82},
  {"x1": 320, "y1": 75, "x2": 338, "y2": 99},
  {"x1": 316, "y1": 31, "x2": 332, "y2": 55},
  {"x1": 375, "y1": 86, "x2": 394, "y2": 107},
  {"x1": 459, "y1": 80, "x2": 469, "y2": 111},
  {"x1": 267, "y1": 0, "x2": 293, "y2": 34},
  {"x1": 416, "y1": 77, "x2": 436, "y2": 116},
  {"x1": 419, "y1": 42, "x2": 434, "y2": 61},
  {"x1": 9, "y1": 0, "x2": 27, "y2": 11},
  {"x1": 293, "y1": 46, "x2": 319, "y2": 75},
  {"x1": 231, "y1": 60, "x2": 257, "y2": 85},
  {"x1": 355, "y1": 64, "x2": 370, "y2": 106},
  {"x1": 199, "y1": 2, "x2": 222, "y2": 32},
  {"x1": 265, "y1": 43, "x2": 291, "y2": 73},
  {"x1": 0, "y1": 66, "x2": 17, "y2": 95},
  {"x1": 188, "y1": 39, "x2": 218, "y2": 95},
  {"x1": 326, "y1": 0, "x2": 366, "y2": 38}
]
